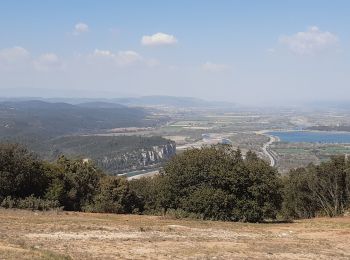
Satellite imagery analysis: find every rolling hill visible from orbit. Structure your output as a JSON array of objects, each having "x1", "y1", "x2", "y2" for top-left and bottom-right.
[{"x1": 0, "y1": 100, "x2": 156, "y2": 139}]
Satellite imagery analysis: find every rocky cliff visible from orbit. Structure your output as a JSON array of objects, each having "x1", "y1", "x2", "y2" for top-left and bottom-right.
[
  {"x1": 97, "y1": 142, "x2": 176, "y2": 174},
  {"x1": 29, "y1": 135, "x2": 176, "y2": 175}
]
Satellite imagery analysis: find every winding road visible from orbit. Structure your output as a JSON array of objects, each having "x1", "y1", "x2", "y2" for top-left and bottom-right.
[{"x1": 260, "y1": 132, "x2": 278, "y2": 167}]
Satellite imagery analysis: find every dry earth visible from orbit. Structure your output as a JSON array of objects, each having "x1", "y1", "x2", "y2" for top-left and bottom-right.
[{"x1": 0, "y1": 209, "x2": 350, "y2": 259}]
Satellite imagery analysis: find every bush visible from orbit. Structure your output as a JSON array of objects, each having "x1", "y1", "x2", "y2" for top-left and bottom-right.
[
  {"x1": 129, "y1": 175, "x2": 169, "y2": 215},
  {"x1": 0, "y1": 143, "x2": 146, "y2": 214},
  {"x1": 1, "y1": 195, "x2": 60, "y2": 211},
  {"x1": 182, "y1": 187, "x2": 235, "y2": 221},
  {"x1": 164, "y1": 208, "x2": 202, "y2": 219},
  {"x1": 44, "y1": 156, "x2": 104, "y2": 211},
  {"x1": 87, "y1": 176, "x2": 143, "y2": 213},
  {"x1": 1, "y1": 196, "x2": 16, "y2": 209}
]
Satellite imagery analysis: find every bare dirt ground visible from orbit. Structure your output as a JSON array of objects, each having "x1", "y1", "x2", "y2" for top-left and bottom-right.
[{"x1": 1, "y1": 209, "x2": 350, "y2": 259}]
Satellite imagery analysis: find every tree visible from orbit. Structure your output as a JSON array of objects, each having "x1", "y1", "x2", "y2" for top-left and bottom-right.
[
  {"x1": 0, "y1": 142, "x2": 152, "y2": 214},
  {"x1": 283, "y1": 156, "x2": 350, "y2": 218},
  {"x1": 242, "y1": 153, "x2": 283, "y2": 222},
  {"x1": 0, "y1": 143, "x2": 48, "y2": 200},
  {"x1": 156, "y1": 145, "x2": 282, "y2": 222},
  {"x1": 308, "y1": 156, "x2": 349, "y2": 217},
  {"x1": 282, "y1": 168, "x2": 319, "y2": 219},
  {"x1": 45, "y1": 155, "x2": 103, "y2": 211},
  {"x1": 89, "y1": 176, "x2": 142, "y2": 213},
  {"x1": 129, "y1": 174, "x2": 172, "y2": 215}
]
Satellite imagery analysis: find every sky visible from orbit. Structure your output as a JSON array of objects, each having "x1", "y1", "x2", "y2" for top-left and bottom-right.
[{"x1": 0, "y1": 0, "x2": 350, "y2": 105}]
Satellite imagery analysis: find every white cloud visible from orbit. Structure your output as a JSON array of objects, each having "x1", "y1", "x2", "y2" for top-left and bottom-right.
[
  {"x1": 0, "y1": 46, "x2": 30, "y2": 68},
  {"x1": 89, "y1": 49, "x2": 142, "y2": 66},
  {"x1": 0, "y1": 47, "x2": 64, "y2": 72},
  {"x1": 92, "y1": 49, "x2": 115, "y2": 58},
  {"x1": 117, "y1": 50, "x2": 142, "y2": 66},
  {"x1": 0, "y1": 47, "x2": 65, "y2": 72},
  {"x1": 74, "y1": 22, "x2": 89, "y2": 35},
  {"x1": 34, "y1": 53, "x2": 63, "y2": 71},
  {"x1": 141, "y1": 32, "x2": 178, "y2": 46},
  {"x1": 202, "y1": 62, "x2": 230, "y2": 72},
  {"x1": 279, "y1": 26, "x2": 338, "y2": 55}
]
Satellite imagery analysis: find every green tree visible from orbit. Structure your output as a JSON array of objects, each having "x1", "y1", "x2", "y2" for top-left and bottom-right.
[
  {"x1": 308, "y1": 156, "x2": 349, "y2": 216},
  {"x1": 282, "y1": 168, "x2": 318, "y2": 219},
  {"x1": 45, "y1": 155, "x2": 103, "y2": 211},
  {"x1": 130, "y1": 173, "x2": 173, "y2": 215},
  {"x1": 0, "y1": 143, "x2": 48, "y2": 200},
  {"x1": 153, "y1": 145, "x2": 282, "y2": 222},
  {"x1": 89, "y1": 176, "x2": 142, "y2": 213},
  {"x1": 283, "y1": 155, "x2": 350, "y2": 218}
]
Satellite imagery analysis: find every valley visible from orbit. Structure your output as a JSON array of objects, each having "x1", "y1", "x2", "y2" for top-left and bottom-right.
[
  {"x1": 1, "y1": 97, "x2": 350, "y2": 176},
  {"x1": 2, "y1": 2, "x2": 350, "y2": 259},
  {"x1": 106, "y1": 106, "x2": 350, "y2": 175}
]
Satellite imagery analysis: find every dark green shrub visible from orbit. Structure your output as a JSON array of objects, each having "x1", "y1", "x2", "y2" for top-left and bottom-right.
[
  {"x1": 87, "y1": 176, "x2": 143, "y2": 213},
  {"x1": 45, "y1": 156, "x2": 104, "y2": 211},
  {"x1": 0, "y1": 143, "x2": 48, "y2": 200}
]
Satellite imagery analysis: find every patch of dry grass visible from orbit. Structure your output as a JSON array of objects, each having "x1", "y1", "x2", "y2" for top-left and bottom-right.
[{"x1": 1, "y1": 209, "x2": 350, "y2": 259}]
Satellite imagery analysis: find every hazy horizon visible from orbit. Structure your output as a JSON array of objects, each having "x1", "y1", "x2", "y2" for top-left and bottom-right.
[{"x1": 1, "y1": 1, "x2": 350, "y2": 106}]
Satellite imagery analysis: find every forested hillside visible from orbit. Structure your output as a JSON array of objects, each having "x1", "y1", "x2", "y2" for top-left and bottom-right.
[
  {"x1": 0, "y1": 101, "x2": 174, "y2": 173},
  {"x1": 0, "y1": 100, "x2": 155, "y2": 139}
]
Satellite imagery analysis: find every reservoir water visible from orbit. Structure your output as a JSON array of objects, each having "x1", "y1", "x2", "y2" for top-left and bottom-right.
[{"x1": 268, "y1": 131, "x2": 350, "y2": 143}]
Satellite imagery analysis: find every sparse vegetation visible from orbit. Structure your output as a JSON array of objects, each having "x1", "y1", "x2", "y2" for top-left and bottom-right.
[{"x1": 1, "y1": 209, "x2": 350, "y2": 259}]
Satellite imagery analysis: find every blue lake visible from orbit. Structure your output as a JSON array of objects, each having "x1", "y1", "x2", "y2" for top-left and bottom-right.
[{"x1": 268, "y1": 131, "x2": 350, "y2": 143}]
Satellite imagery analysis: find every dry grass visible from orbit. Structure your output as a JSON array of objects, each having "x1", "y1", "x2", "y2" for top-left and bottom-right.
[{"x1": 1, "y1": 209, "x2": 350, "y2": 259}]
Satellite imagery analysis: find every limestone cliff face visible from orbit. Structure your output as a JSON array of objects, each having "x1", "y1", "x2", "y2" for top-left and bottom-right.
[
  {"x1": 97, "y1": 142, "x2": 176, "y2": 174},
  {"x1": 140, "y1": 142, "x2": 176, "y2": 165}
]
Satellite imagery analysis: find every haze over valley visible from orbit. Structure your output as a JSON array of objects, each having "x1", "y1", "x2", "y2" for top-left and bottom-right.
[
  {"x1": 1, "y1": 1, "x2": 350, "y2": 259},
  {"x1": 2, "y1": 97, "x2": 350, "y2": 176}
]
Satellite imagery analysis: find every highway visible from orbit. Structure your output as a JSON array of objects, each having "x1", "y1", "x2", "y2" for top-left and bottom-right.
[{"x1": 262, "y1": 134, "x2": 278, "y2": 167}]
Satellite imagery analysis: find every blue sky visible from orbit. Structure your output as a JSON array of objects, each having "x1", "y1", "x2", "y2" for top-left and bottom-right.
[{"x1": 0, "y1": 0, "x2": 350, "y2": 105}]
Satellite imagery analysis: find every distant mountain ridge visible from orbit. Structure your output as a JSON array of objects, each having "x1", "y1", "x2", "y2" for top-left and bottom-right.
[
  {"x1": 111, "y1": 96, "x2": 236, "y2": 108},
  {"x1": 0, "y1": 96, "x2": 236, "y2": 109},
  {"x1": 0, "y1": 100, "x2": 156, "y2": 139}
]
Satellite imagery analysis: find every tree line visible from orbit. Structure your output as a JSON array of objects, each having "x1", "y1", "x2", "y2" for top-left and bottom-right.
[{"x1": 0, "y1": 143, "x2": 349, "y2": 222}]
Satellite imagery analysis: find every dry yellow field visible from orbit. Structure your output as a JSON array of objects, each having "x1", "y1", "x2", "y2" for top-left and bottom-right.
[{"x1": 1, "y1": 209, "x2": 350, "y2": 259}]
